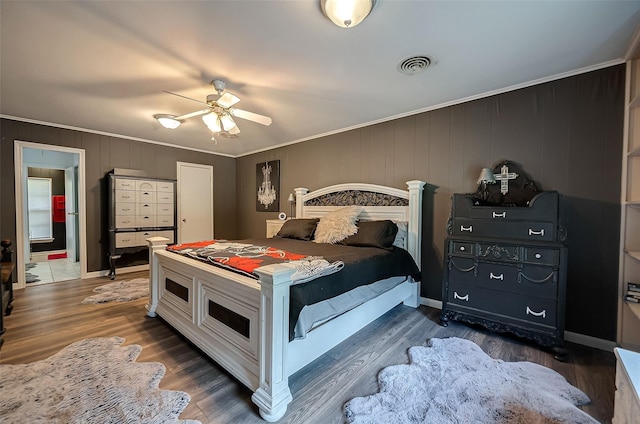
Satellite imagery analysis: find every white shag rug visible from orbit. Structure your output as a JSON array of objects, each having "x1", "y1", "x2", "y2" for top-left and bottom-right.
[
  {"x1": 344, "y1": 337, "x2": 598, "y2": 424},
  {"x1": 0, "y1": 337, "x2": 200, "y2": 424},
  {"x1": 81, "y1": 277, "x2": 149, "y2": 304}
]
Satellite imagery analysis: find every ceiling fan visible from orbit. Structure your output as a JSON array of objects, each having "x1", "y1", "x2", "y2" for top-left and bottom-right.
[{"x1": 154, "y1": 79, "x2": 272, "y2": 140}]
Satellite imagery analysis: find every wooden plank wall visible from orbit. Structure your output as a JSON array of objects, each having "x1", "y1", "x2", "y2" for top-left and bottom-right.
[
  {"x1": 236, "y1": 65, "x2": 625, "y2": 341},
  {"x1": 0, "y1": 119, "x2": 236, "y2": 272}
]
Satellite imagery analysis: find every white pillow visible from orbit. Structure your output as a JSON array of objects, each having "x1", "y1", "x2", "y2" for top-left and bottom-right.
[
  {"x1": 313, "y1": 206, "x2": 362, "y2": 244},
  {"x1": 393, "y1": 221, "x2": 408, "y2": 249}
]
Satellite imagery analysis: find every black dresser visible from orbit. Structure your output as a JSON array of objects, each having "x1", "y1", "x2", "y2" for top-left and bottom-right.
[{"x1": 441, "y1": 190, "x2": 568, "y2": 359}]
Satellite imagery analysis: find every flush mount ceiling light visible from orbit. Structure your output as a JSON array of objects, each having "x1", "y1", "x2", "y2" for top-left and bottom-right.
[
  {"x1": 320, "y1": 0, "x2": 376, "y2": 28},
  {"x1": 154, "y1": 114, "x2": 181, "y2": 129}
]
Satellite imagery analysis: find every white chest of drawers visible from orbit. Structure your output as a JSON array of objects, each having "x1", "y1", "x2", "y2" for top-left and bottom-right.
[
  {"x1": 613, "y1": 348, "x2": 640, "y2": 424},
  {"x1": 108, "y1": 172, "x2": 176, "y2": 279}
]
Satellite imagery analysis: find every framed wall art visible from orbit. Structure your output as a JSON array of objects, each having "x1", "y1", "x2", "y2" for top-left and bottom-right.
[{"x1": 256, "y1": 160, "x2": 280, "y2": 212}]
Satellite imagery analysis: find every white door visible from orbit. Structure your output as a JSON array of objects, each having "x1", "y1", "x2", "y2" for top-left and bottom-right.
[
  {"x1": 177, "y1": 162, "x2": 213, "y2": 243},
  {"x1": 64, "y1": 166, "x2": 78, "y2": 262},
  {"x1": 14, "y1": 141, "x2": 87, "y2": 289}
]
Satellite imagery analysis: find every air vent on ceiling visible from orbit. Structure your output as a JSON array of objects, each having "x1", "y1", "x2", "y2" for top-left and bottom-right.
[{"x1": 397, "y1": 55, "x2": 432, "y2": 75}]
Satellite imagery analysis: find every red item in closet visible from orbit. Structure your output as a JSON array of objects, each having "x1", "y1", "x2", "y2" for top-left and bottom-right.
[{"x1": 52, "y1": 195, "x2": 66, "y2": 222}]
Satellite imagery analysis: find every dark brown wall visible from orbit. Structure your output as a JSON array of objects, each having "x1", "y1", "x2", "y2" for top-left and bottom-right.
[
  {"x1": 236, "y1": 65, "x2": 625, "y2": 341},
  {"x1": 0, "y1": 119, "x2": 236, "y2": 272}
]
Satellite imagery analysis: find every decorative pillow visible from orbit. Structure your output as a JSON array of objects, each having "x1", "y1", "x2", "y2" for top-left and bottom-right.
[
  {"x1": 313, "y1": 206, "x2": 362, "y2": 244},
  {"x1": 339, "y1": 220, "x2": 399, "y2": 250},
  {"x1": 393, "y1": 221, "x2": 408, "y2": 249},
  {"x1": 276, "y1": 218, "x2": 319, "y2": 241}
]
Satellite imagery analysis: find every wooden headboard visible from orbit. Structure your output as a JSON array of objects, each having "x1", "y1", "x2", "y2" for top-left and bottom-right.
[{"x1": 294, "y1": 181, "x2": 425, "y2": 269}]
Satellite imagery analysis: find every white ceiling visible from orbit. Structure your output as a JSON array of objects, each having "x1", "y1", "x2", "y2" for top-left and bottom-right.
[{"x1": 2, "y1": 1, "x2": 639, "y2": 158}]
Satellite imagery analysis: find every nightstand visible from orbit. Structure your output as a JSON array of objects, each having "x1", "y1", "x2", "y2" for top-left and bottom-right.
[{"x1": 266, "y1": 219, "x2": 287, "y2": 238}]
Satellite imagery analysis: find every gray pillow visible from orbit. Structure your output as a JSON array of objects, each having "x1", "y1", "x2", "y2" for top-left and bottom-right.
[
  {"x1": 276, "y1": 218, "x2": 319, "y2": 241},
  {"x1": 339, "y1": 220, "x2": 398, "y2": 250}
]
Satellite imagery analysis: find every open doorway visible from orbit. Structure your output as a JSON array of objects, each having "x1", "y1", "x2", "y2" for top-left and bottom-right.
[{"x1": 14, "y1": 141, "x2": 87, "y2": 289}]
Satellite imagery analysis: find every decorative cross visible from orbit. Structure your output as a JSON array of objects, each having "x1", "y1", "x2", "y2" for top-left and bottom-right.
[{"x1": 494, "y1": 164, "x2": 518, "y2": 195}]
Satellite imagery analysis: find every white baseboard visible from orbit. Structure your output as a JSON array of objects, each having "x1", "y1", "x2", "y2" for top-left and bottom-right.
[
  {"x1": 84, "y1": 264, "x2": 149, "y2": 280},
  {"x1": 420, "y1": 297, "x2": 616, "y2": 352}
]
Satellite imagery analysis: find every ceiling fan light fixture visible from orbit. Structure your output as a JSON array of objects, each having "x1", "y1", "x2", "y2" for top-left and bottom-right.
[
  {"x1": 320, "y1": 0, "x2": 376, "y2": 28},
  {"x1": 220, "y1": 114, "x2": 237, "y2": 132},
  {"x1": 202, "y1": 112, "x2": 222, "y2": 133},
  {"x1": 154, "y1": 114, "x2": 181, "y2": 129}
]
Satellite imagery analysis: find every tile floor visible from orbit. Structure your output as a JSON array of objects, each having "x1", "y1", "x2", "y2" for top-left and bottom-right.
[{"x1": 26, "y1": 259, "x2": 81, "y2": 285}]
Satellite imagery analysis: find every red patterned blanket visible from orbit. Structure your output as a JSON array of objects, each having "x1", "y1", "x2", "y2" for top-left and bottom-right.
[{"x1": 166, "y1": 240, "x2": 307, "y2": 279}]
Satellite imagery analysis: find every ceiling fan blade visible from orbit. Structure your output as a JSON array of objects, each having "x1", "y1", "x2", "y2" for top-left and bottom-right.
[
  {"x1": 174, "y1": 108, "x2": 211, "y2": 120},
  {"x1": 163, "y1": 90, "x2": 208, "y2": 106},
  {"x1": 231, "y1": 108, "x2": 272, "y2": 126},
  {"x1": 217, "y1": 92, "x2": 240, "y2": 108},
  {"x1": 228, "y1": 125, "x2": 241, "y2": 135}
]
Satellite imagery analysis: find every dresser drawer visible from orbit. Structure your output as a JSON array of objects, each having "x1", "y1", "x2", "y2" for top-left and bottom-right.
[
  {"x1": 447, "y1": 283, "x2": 557, "y2": 328},
  {"x1": 136, "y1": 190, "x2": 156, "y2": 203},
  {"x1": 448, "y1": 259, "x2": 557, "y2": 299},
  {"x1": 156, "y1": 181, "x2": 174, "y2": 192},
  {"x1": 115, "y1": 232, "x2": 139, "y2": 248},
  {"x1": 136, "y1": 203, "x2": 156, "y2": 216},
  {"x1": 452, "y1": 192, "x2": 559, "y2": 222},
  {"x1": 453, "y1": 217, "x2": 556, "y2": 241},
  {"x1": 115, "y1": 190, "x2": 136, "y2": 203},
  {"x1": 156, "y1": 215, "x2": 174, "y2": 227},
  {"x1": 156, "y1": 204, "x2": 173, "y2": 215},
  {"x1": 136, "y1": 180, "x2": 156, "y2": 191},
  {"x1": 115, "y1": 202, "x2": 136, "y2": 216},
  {"x1": 137, "y1": 230, "x2": 175, "y2": 245},
  {"x1": 136, "y1": 215, "x2": 157, "y2": 227},
  {"x1": 156, "y1": 192, "x2": 174, "y2": 203},
  {"x1": 523, "y1": 247, "x2": 559, "y2": 265},
  {"x1": 114, "y1": 178, "x2": 137, "y2": 190},
  {"x1": 114, "y1": 216, "x2": 137, "y2": 229},
  {"x1": 450, "y1": 240, "x2": 475, "y2": 256}
]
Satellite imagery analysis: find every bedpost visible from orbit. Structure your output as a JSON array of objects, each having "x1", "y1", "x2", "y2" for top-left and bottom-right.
[
  {"x1": 406, "y1": 180, "x2": 425, "y2": 270},
  {"x1": 252, "y1": 265, "x2": 295, "y2": 422},
  {"x1": 294, "y1": 187, "x2": 307, "y2": 219},
  {"x1": 405, "y1": 180, "x2": 425, "y2": 308},
  {"x1": 146, "y1": 236, "x2": 169, "y2": 317}
]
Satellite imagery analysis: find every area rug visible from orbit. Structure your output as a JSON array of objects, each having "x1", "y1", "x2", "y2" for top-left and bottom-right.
[
  {"x1": 344, "y1": 337, "x2": 598, "y2": 424},
  {"x1": 81, "y1": 277, "x2": 149, "y2": 304},
  {"x1": 0, "y1": 337, "x2": 200, "y2": 424},
  {"x1": 26, "y1": 262, "x2": 39, "y2": 283}
]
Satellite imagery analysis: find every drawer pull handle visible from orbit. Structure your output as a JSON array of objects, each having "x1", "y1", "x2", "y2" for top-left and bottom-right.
[
  {"x1": 459, "y1": 246, "x2": 465, "y2": 251},
  {"x1": 535, "y1": 253, "x2": 542, "y2": 259},
  {"x1": 453, "y1": 292, "x2": 469, "y2": 302},
  {"x1": 460, "y1": 225, "x2": 473, "y2": 232},
  {"x1": 489, "y1": 272, "x2": 504, "y2": 280},
  {"x1": 526, "y1": 306, "x2": 546, "y2": 319},
  {"x1": 449, "y1": 259, "x2": 476, "y2": 273},
  {"x1": 492, "y1": 212, "x2": 506, "y2": 218},
  {"x1": 528, "y1": 228, "x2": 545, "y2": 236},
  {"x1": 518, "y1": 271, "x2": 555, "y2": 284}
]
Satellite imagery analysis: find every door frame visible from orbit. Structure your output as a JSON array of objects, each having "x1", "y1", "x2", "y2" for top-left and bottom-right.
[
  {"x1": 14, "y1": 140, "x2": 87, "y2": 289},
  {"x1": 176, "y1": 161, "x2": 214, "y2": 243}
]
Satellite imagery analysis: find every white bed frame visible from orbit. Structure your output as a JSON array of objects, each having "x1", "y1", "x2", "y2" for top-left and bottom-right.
[{"x1": 146, "y1": 180, "x2": 425, "y2": 421}]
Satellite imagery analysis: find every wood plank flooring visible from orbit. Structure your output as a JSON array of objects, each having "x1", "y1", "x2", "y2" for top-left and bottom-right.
[{"x1": 0, "y1": 272, "x2": 616, "y2": 423}]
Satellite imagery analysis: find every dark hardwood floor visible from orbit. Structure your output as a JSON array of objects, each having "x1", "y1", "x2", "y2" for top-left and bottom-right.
[{"x1": 0, "y1": 272, "x2": 615, "y2": 423}]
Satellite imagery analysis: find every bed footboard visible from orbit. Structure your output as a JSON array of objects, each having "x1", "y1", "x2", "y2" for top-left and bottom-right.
[{"x1": 147, "y1": 237, "x2": 294, "y2": 422}]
